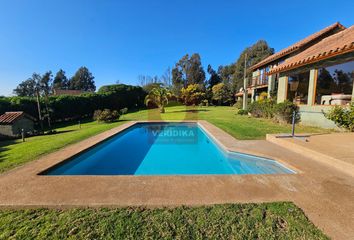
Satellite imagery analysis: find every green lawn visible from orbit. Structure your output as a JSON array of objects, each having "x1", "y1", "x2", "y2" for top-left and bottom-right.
[
  {"x1": 120, "y1": 106, "x2": 327, "y2": 140},
  {"x1": 0, "y1": 203, "x2": 328, "y2": 240},
  {"x1": 0, "y1": 106, "x2": 327, "y2": 173}
]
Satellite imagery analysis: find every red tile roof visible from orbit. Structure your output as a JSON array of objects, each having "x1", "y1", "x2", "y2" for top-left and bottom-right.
[
  {"x1": 250, "y1": 22, "x2": 346, "y2": 70},
  {"x1": 268, "y1": 25, "x2": 354, "y2": 74},
  {"x1": 52, "y1": 89, "x2": 86, "y2": 96},
  {"x1": 0, "y1": 112, "x2": 36, "y2": 124}
]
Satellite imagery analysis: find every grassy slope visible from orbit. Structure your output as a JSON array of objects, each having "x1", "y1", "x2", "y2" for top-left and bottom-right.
[
  {"x1": 0, "y1": 203, "x2": 328, "y2": 240},
  {"x1": 0, "y1": 121, "x2": 125, "y2": 173},
  {"x1": 0, "y1": 106, "x2": 327, "y2": 173}
]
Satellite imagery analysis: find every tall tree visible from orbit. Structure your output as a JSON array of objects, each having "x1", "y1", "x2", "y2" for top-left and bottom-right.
[
  {"x1": 53, "y1": 69, "x2": 68, "y2": 89},
  {"x1": 232, "y1": 40, "x2": 274, "y2": 91},
  {"x1": 69, "y1": 67, "x2": 96, "y2": 91},
  {"x1": 40, "y1": 71, "x2": 53, "y2": 95},
  {"x1": 207, "y1": 65, "x2": 222, "y2": 88},
  {"x1": 171, "y1": 67, "x2": 184, "y2": 96},
  {"x1": 40, "y1": 71, "x2": 53, "y2": 128},
  {"x1": 186, "y1": 53, "x2": 205, "y2": 85},
  {"x1": 218, "y1": 64, "x2": 235, "y2": 85},
  {"x1": 160, "y1": 67, "x2": 172, "y2": 87},
  {"x1": 172, "y1": 53, "x2": 206, "y2": 92},
  {"x1": 13, "y1": 78, "x2": 37, "y2": 97}
]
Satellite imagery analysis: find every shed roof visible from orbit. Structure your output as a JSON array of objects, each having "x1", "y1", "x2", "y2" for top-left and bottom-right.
[
  {"x1": 0, "y1": 112, "x2": 36, "y2": 124},
  {"x1": 250, "y1": 22, "x2": 346, "y2": 70},
  {"x1": 268, "y1": 25, "x2": 354, "y2": 74},
  {"x1": 52, "y1": 89, "x2": 87, "y2": 96}
]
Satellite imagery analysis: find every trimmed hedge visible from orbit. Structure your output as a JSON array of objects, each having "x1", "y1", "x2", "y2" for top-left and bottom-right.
[{"x1": 0, "y1": 84, "x2": 146, "y2": 123}]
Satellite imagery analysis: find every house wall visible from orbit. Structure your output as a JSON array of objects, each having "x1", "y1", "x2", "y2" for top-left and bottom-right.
[
  {"x1": 11, "y1": 117, "x2": 34, "y2": 136},
  {"x1": 0, "y1": 125, "x2": 14, "y2": 137}
]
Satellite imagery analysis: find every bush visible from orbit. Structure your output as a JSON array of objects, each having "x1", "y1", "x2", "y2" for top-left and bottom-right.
[
  {"x1": 324, "y1": 104, "x2": 354, "y2": 131},
  {"x1": 273, "y1": 100, "x2": 300, "y2": 124},
  {"x1": 247, "y1": 99, "x2": 299, "y2": 124},
  {"x1": 233, "y1": 100, "x2": 243, "y2": 109},
  {"x1": 120, "y1": 108, "x2": 128, "y2": 115},
  {"x1": 258, "y1": 92, "x2": 268, "y2": 101},
  {"x1": 247, "y1": 99, "x2": 275, "y2": 118},
  {"x1": 237, "y1": 109, "x2": 248, "y2": 115},
  {"x1": 93, "y1": 109, "x2": 120, "y2": 122}
]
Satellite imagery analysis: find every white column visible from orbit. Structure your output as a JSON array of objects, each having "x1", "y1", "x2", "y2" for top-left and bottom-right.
[
  {"x1": 267, "y1": 75, "x2": 274, "y2": 98},
  {"x1": 277, "y1": 76, "x2": 288, "y2": 103},
  {"x1": 307, "y1": 69, "x2": 317, "y2": 105}
]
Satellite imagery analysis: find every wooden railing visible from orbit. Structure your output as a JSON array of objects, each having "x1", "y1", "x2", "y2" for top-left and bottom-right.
[{"x1": 249, "y1": 75, "x2": 268, "y2": 87}]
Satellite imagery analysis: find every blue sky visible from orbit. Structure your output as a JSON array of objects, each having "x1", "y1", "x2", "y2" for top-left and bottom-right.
[{"x1": 0, "y1": 0, "x2": 353, "y2": 96}]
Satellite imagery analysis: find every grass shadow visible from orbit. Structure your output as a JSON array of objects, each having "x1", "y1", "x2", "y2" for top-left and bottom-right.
[
  {"x1": 168, "y1": 109, "x2": 210, "y2": 113},
  {"x1": 0, "y1": 139, "x2": 17, "y2": 164}
]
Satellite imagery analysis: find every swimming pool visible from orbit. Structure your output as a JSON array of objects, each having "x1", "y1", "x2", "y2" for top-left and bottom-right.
[{"x1": 43, "y1": 122, "x2": 295, "y2": 175}]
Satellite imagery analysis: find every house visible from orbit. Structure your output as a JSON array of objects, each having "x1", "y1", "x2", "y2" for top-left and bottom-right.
[
  {"x1": 52, "y1": 89, "x2": 87, "y2": 96},
  {"x1": 0, "y1": 112, "x2": 36, "y2": 138},
  {"x1": 248, "y1": 22, "x2": 354, "y2": 128}
]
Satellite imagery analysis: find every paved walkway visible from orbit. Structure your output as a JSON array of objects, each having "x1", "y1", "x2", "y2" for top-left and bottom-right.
[
  {"x1": 290, "y1": 133, "x2": 354, "y2": 165},
  {"x1": 0, "y1": 121, "x2": 353, "y2": 239},
  {"x1": 267, "y1": 132, "x2": 354, "y2": 177}
]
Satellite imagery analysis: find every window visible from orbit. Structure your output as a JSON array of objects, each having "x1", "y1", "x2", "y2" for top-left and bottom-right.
[
  {"x1": 315, "y1": 61, "x2": 353, "y2": 105},
  {"x1": 251, "y1": 67, "x2": 269, "y2": 86},
  {"x1": 287, "y1": 71, "x2": 310, "y2": 104}
]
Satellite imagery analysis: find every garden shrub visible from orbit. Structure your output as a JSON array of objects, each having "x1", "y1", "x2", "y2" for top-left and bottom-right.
[
  {"x1": 120, "y1": 108, "x2": 128, "y2": 115},
  {"x1": 273, "y1": 100, "x2": 300, "y2": 124},
  {"x1": 247, "y1": 99, "x2": 299, "y2": 124},
  {"x1": 93, "y1": 109, "x2": 120, "y2": 122},
  {"x1": 247, "y1": 99, "x2": 275, "y2": 118},
  {"x1": 258, "y1": 91, "x2": 268, "y2": 101},
  {"x1": 233, "y1": 100, "x2": 243, "y2": 109},
  {"x1": 324, "y1": 103, "x2": 354, "y2": 131},
  {"x1": 237, "y1": 109, "x2": 248, "y2": 115}
]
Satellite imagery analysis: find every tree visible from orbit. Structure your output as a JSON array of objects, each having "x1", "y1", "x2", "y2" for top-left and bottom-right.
[
  {"x1": 172, "y1": 53, "x2": 206, "y2": 93},
  {"x1": 53, "y1": 69, "x2": 68, "y2": 89},
  {"x1": 207, "y1": 65, "x2": 222, "y2": 88},
  {"x1": 144, "y1": 87, "x2": 171, "y2": 113},
  {"x1": 233, "y1": 40, "x2": 274, "y2": 91},
  {"x1": 172, "y1": 66, "x2": 184, "y2": 96},
  {"x1": 180, "y1": 84, "x2": 205, "y2": 106},
  {"x1": 212, "y1": 83, "x2": 233, "y2": 105},
  {"x1": 40, "y1": 71, "x2": 53, "y2": 128},
  {"x1": 40, "y1": 71, "x2": 52, "y2": 95},
  {"x1": 160, "y1": 67, "x2": 172, "y2": 87},
  {"x1": 13, "y1": 78, "x2": 37, "y2": 97},
  {"x1": 186, "y1": 53, "x2": 205, "y2": 85},
  {"x1": 69, "y1": 67, "x2": 96, "y2": 91},
  {"x1": 218, "y1": 64, "x2": 235, "y2": 85}
]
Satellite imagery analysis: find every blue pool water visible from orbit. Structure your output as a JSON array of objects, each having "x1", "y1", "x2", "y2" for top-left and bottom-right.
[{"x1": 43, "y1": 123, "x2": 295, "y2": 175}]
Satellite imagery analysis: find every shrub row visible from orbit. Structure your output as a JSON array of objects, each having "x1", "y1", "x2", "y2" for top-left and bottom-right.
[
  {"x1": 93, "y1": 109, "x2": 120, "y2": 122},
  {"x1": 0, "y1": 84, "x2": 146, "y2": 123},
  {"x1": 245, "y1": 99, "x2": 300, "y2": 124}
]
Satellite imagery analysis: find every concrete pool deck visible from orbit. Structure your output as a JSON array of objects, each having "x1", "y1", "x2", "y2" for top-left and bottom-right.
[{"x1": 0, "y1": 121, "x2": 353, "y2": 239}]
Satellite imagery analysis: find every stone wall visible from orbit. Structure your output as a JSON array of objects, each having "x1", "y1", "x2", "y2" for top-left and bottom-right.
[{"x1": 299, "y1": 105, "x2": 338, "y2": 129}]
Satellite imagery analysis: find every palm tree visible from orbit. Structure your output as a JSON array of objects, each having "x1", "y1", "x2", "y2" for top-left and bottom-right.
[{"x1": 144, "y1": 87, "x2": 171, "y2": 113}]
